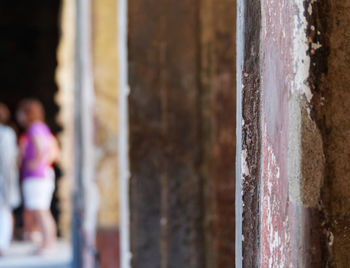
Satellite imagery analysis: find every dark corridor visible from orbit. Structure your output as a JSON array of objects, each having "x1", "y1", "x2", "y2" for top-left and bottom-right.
[{"x1": 0, "y1": 0, "x2": 61, "y2": 133}]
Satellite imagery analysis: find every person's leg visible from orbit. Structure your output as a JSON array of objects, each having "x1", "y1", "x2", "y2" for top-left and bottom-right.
[
  {"x1": 0, "y1": 206, "x2": 13, "y2": 255},
  {"x1": 45, "y1": 209, "x2": 57, "y2": 244},
  {"x1": 33, "y1": 209, "x2": 56, "y2": 251},
  {"x1": 23, "y1": 209, "x2": 38, "y2": 241},
  {"x1": 23, "y1": 180, "x2": 40, "y2": 242},
  {"x1": 25, "y1": 171, "x2": 57, "y2": 253}
]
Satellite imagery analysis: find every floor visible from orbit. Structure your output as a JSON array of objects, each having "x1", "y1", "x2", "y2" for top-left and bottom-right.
[{"x1": 0, "y1": 240, "x2": 72, "y2": 268}]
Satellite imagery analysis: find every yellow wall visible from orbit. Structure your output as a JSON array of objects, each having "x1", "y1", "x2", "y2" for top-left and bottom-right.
[
  {"x1": 56, "y1": 0, "x2": 120, "y2": 236},
  {"x1": 92, "y1": 0, "x2": 120, "y2": 227}
]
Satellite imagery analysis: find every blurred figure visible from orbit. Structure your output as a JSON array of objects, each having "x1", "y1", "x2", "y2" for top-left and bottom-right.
[
  {"x1": 0, "y1": 103, "x2": 21, "y2": 256},
  {"x1": 18, "y1": 132, "x2": 41, "y2": 244},
  {"x1": 17, "y1": 99, "x2": 59, "y2": 254}
]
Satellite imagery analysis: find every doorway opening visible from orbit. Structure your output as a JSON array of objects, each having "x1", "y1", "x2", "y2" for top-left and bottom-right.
[{"x1": 0, "y1": 1, "x2": 72, "y2": 267}]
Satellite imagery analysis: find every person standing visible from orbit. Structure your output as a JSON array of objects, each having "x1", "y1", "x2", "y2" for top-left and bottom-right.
[
  {"x1": 19, "y1": 131, "x2": 42, "y2": 244},
  {"x1": 0, "y1": 103, "x2": 21, "y2": 256},
  {"x1": 17, "y1": 99, "x2": 59, "y2": 255}
]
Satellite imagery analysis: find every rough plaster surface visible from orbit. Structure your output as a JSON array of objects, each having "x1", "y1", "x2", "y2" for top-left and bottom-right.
[
  {"x1": 237, "y1": 0, "x2": 262, "y2": 266},
  {"x1": 288, "y1": 96, "x2": 324, "y2": 208},
  {"x1": 243, "y1": 0, "x2": 350, "y2": 266},
  {"x1": 258, "y1": 0, "x2": 325, "y2": 266},
  {"x1": 288, "y1": 0, "x2": 325, "y2": 209},
  {"x1": 300, "y1": 106, "x2": 324, "y2": 207},
  {"x1": 260, "y1": 1, "x2": 293, "y2": 266},
  {"x1": 261, "y1": 121, "x2": 290, "y2": 267}
]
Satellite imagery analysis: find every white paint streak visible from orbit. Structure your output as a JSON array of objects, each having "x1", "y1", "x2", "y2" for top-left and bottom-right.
[
  {"x1": 307, "y1": 3, "x2": 312, "y2": 15},
  {"x1": 241, "y1": 149, "x2": 250, "y2": 177},
  {"x1": 264, "y1": 144, "x2": 289, "y2": 267},
  {"x1": 312, "y1": 41, "x2": 322, "y2": 50},
  {"x1": 308, "y1": 0, "x2": 317, "y2": 15},
  {"x1": 261, "y1": 124, "x2": 289, "y2": 267},
  {"x1": 293, "y1": 0, "x2": 318, "y2": 104}
]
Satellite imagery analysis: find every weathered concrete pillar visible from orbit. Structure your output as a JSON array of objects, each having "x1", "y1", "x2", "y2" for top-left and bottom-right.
[{"x1": 237, "y1": 0, "x2": 329, "y2": 267}]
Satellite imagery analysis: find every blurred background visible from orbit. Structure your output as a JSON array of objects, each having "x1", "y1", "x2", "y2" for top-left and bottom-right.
[{"x1": 0, "y1": 0, "x2": 237, "y2": 267}]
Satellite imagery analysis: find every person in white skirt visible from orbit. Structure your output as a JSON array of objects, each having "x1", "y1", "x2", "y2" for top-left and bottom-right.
[
  {"x1": 17, "y1": 99, "x2": 59, "y2": 255},
  {"x1": 0, "y1": 103, "x2": 21, "y2": 256}
]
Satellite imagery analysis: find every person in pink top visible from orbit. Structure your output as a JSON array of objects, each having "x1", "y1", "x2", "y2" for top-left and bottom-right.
[{"x1": 17, "y1": 99, "x2": 59, "y2": 254}]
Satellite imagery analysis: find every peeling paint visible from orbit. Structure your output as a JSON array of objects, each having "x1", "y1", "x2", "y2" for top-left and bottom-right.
[
  {"x1": 261, "y1": 122, "x2": 291, "y2": 268},
  {"x1": 258, "y1": 0, "x2": 326, "y2": 266},
  {"x1": 311, "y1": 41, "x2": 322, "y2": 50},
  {"x1": 241, "y1": 149, "x2": 250, "y2": 177},
  {"x1": 308, "y1": 0, "x2": 317, "y2": 15},
  {"x1": 293, "y1": 0, "x2": 313, "y2": 103},
  {"x1": 289, "y1": 0, "x2": 325, "y2": 208}
]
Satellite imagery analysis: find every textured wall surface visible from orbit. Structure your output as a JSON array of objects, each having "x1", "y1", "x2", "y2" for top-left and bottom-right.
[
  {"x1": 260, "y1": 1, "x2": 326, "y2": 265},
  {"x1": 238, "y1": 0, "x2": 327, "y2": 267},
  {"x1": 236, "y1": 0, "x2": 262, "y2": 266},
  {"x1": 128, "y1": 0, "x2": 236, "y2": 267},
  {"x1": 129, "y1": 0, "x2": 204, "y2": 267},
  {"x1": 316, "y1": 1, "x2": 350, "y2": 266}
]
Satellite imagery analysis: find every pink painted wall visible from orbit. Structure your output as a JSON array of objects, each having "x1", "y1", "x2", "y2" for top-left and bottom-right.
[{"x1": 259, "y1": 0, "x2": 325, "y2": 266}]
